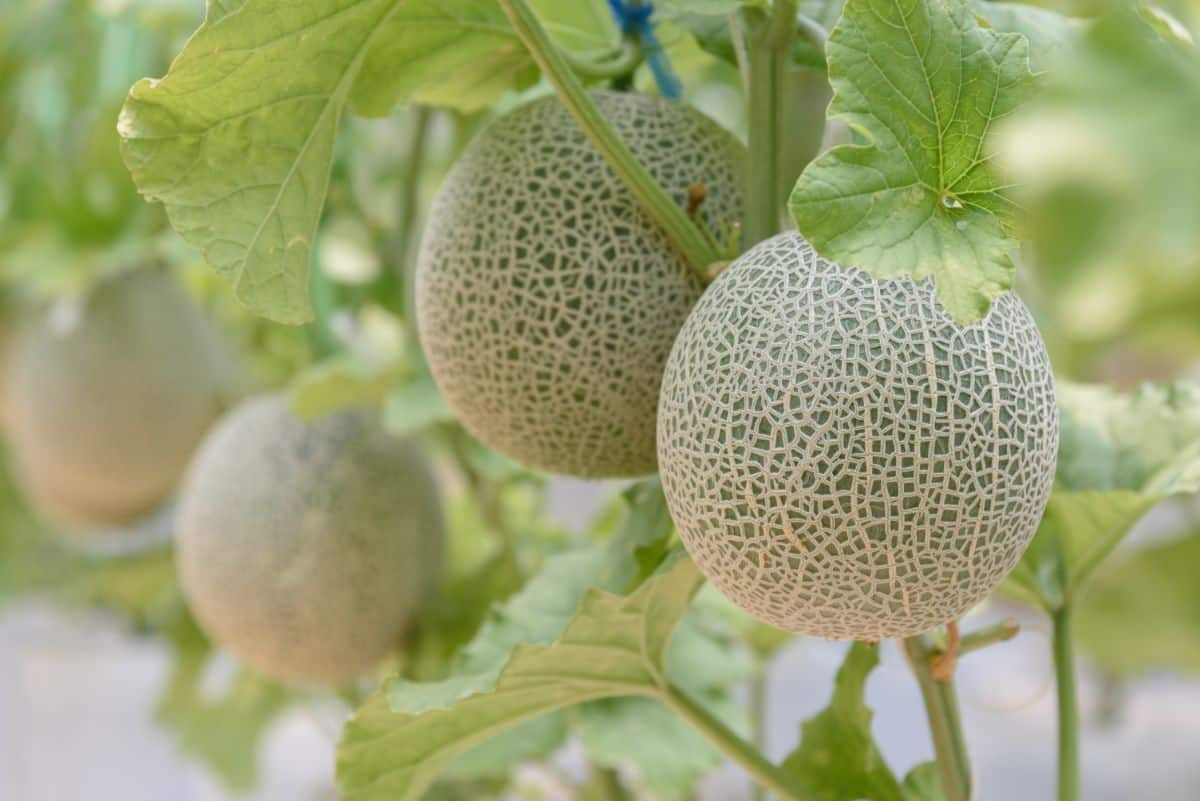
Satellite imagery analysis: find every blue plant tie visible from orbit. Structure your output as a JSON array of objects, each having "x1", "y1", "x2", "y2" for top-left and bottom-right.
[{"x1": 606, "y1": 0, "x2": 683, "y2": 98}]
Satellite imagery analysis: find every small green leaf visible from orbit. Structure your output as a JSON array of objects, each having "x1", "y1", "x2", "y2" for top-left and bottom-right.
[
  {"x1": 156, "y1": 614, "x2": 292, "y2": 791},
  {"x1": 335, "y1": 554, "x2": 705, "y2": 801},
  {"x1": 1076, "y1": 530, "x2": 1200, "y2": 676},
  {"x1": 289, "y1": 357, "x2": 407, "y2": 419},
  {"x1": 900, "y1": 762, "x2": 945, "y2": 801},
  {"x1": 383, "y1": 370, "x2": 454, "y2": 434},
  {"x1": 789, "y1": 0, "x2": 1035, "y2": 323},
  {"x1": 781, "y1": 642, "x2": 906, "y2": 801},
  {"x1": 1005, "y1": 381, "x2": 1200, "y2": 608}
]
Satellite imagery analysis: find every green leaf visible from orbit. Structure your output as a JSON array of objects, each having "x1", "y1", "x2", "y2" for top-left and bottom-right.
[
  {"x1": 575, "y1": 696, "x2": 725, "y2": 800},
  {"x1": 350, "y1": 0, "x2": 616, "y2": 116},
  {"x1": 1005, "y1": 381, "x2": 1200, "y2": 608},
  {"x1": 289, "y1": 357, "x2": 406, "y2": 419},
  {"x1": 1076, "y1": 530, "x2": 1200, "y2": 676},
  {"x1": 789, "y1": 0, "x2": 1035, "y2": 323},
  {"x1": 119, "y1": 0, "x2": 402, "y2": 323},
  {"x1": 383, "y1": 370, "x2": 454, "y2": 434},
  {"x1": 781, "y1": 642, "x2": 906, "y2": 801},
  {"x1": 994, "y1": 12, "x2": 1200, "y2": 326},
  {"x1": 974, "y1": 2, "x2": 1083, "y2": 73},
  {"x1": 335, "y1": 554, "x2": 705, "y2": 801},
  {"x1": 155, "y1": 613, "x2": 292, "y2": 791},
  {"x1": 900, "y1": 762, "x2": 945, "y2": 801},
  {"x1": 443, "y1": 715, "x2": 567, "y2": 780},
  {"x1": 117, "y1": 0, "x2": 616, "y2": 323}
]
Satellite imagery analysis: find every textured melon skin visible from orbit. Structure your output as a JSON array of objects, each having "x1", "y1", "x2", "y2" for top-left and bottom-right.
[
  {"x1": 658, "y1": 232, "x2": 1058, "y2": 640},
  {"x1": 7, "y1": 269, "x2": 232, "y2": 531},
  {"x1": 176, "y1": 395, "x2": 443, "y2": 686},
  {"x1": 417, "y1": 91, "x2": 745, "y2": 478}
]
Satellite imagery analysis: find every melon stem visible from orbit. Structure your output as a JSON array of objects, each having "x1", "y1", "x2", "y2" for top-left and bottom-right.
[
  {"x1": 497, "y1": 0, "x2": 723, "y2": 279},
  {"x1": 738, "y1": 0, "x2": 798, "y2": 249},
  {"x1": 1052, "y1": 605, "x2": 1080, "y2": 801},
  {"x1": 903, "y1": 634, "x2": 973, "y2": 801}
]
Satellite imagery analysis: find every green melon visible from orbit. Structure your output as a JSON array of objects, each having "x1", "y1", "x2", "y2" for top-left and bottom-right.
[
  {"x1": 417, "y1": 91, "x2": 745, "y2": 478},
  {"x1": 176, "y1": 394, "x2": 443, "y2": 685},
  {"x1": 657, "y1": 232, "x2": 1058, "y2": 640},
  {"x1": 7, "y1": 268, "x2": 235, "y2": 531}
]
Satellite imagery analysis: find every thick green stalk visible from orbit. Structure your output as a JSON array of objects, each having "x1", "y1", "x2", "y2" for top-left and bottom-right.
[
  {"x1": 1053, "y1": 606, "x2": 1080, "y2": 801},
  {"x1": 740, "y1": 0, "x2": 798, "y2": 248},
  {"x1": 391, "y1": 105, "x2": 432, "y2": 272},
  {"x1": 749, "y1": 668, "x2": 769, "y2": 801},
  {"x1": 496, "y1": 0, "x2": 720, "y2": 277},
  {"x1": 662, "y1": 684, "x2": 813, "y2": 801},
  {"x1": 903, "y1": 636, "x2": 972, "y2": 801}
]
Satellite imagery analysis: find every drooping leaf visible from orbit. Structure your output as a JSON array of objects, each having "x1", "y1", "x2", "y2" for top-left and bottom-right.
[
  {"x1": 781, "y1": 642, "x2": 906, "y2": 801},
  {"x1": 335, "y1": 554, "x2": 705, "y2": 801},
  {"x1": 117, "y1": 0, "x2": 616, "y2": 323},
  {"x1": 1076, "y1": 530, "x2": 1200, "y2": 676},
  {"x1": 1005, "y1": 381, "x2": 1200, "y2": 609},
  {"x1": 789, "y1": 0, "x2": 1036, "y2": 323}
]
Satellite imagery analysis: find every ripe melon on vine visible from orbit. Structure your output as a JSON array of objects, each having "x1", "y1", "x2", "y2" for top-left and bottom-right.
[
  {"x1": 176, "y1": 394, "x2": 443, "y2": 686},
  {"x1": 657, "y1": 232, "x2": 1058, "y2": 640},
  {"x1": 417, "y1": 91, "x2": 745, "y2": 478},
  {"x1": 6, "y1": 268, "x2": 235, "y2": 532}
]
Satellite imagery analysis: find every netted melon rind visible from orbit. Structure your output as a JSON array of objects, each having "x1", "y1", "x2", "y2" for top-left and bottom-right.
[
  {"x1": 176, "y1": 395, "x2": 443, "y2": 686},
  {"x1": 417, "y1": 91, "x2": 745, "y2": 478},
  {"x1": 7, "y1": 269, "x2": 230, "y2": 531},
  {"x1": 657, "y1": 232, "x2": 1058, "y2": 640}
]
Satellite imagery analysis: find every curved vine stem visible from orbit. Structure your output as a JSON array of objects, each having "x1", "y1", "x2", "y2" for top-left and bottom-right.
[
  {"x1": 1052, "y1": 605, "x2": 1080, "y2": 801},
  {"x1": 662, "y1": 684, "x2": 813, "y2": 801},
  {"x1": 496, "y1": 0, "x2": 721, "y2": 278},
  {"x1": 903, "y1": 634, "x2": 972, "y2": 801},
  {"x1": 565, "y1": 40, "x2": 643, "y2": 81}
]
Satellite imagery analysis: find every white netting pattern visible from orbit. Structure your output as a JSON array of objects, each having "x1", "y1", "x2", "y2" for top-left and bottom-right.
[
  {"x1": 417, "y1": 91, "x2": 745, "y2": 478},
  {"x1": 658, "y1": 232, "x2": 1058, "y2": 640}
]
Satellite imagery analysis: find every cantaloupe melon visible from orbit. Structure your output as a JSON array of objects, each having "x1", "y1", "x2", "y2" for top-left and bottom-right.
[
  {"x1": 7, "y1": 268, "x2": 235, "y2": 532},
  {"x1": 176, "y1": 394, "x2": 443, "y2": 685},
  {"x1": 417, "y1": 91, "x2": 745, "y2": 478},
  {"x1": 657, "y1": 232, "x2": 1058, "y2": 640}
]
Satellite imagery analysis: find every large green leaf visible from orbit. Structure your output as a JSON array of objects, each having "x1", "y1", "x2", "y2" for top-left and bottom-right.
[
  {"x1": 789, "y1": 0, "x2": 1035, "y2": 323},
  {"x1": 118, "y1": 0, "x2": 614, "y2": 323},
  {"x1": 1006, "y1": 381, "x2": 1200, "y2": 609},
  {"x1": 781, "y1": 642, "x2": 940, "y2": 801},
  {"x1": 335, "y1": 553, "x2": 705, "y2": 801},
  {"x1": 1076, "y1": 530, "x2": 1200, "y2": 676}
]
